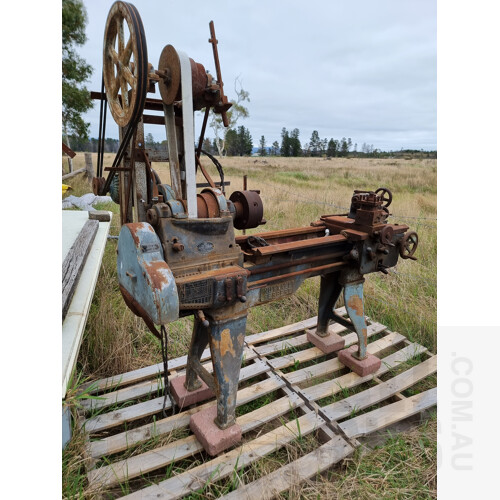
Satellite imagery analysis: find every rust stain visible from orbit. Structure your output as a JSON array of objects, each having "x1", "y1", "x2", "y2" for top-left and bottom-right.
[
  {"x1": 362, "y1": 327, "x2": 367, "y2": 343},
  {"x1": 144, "y1": 261, "x2": 170, "y2": 289},
  {"x1": 127, "y1": 223, "x2": 148, "y2": 246},
  {"x1": 347, "y1": 294, "x2": 364, "y2": 317},
  {"x1": 214, "y1": 328, "x2": 236, "y2": 358}
]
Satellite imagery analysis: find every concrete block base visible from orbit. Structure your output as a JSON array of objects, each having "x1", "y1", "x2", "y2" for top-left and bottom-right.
[
  {"x1": 306, "y1": 328, "x2": 345, "y2": 354},
  {"x1": 338, "y1": 345, "x2": 381, "y2": 376},
  {"x1": 190, "y1": 405, "x2": 242, "y2": 456},
  {"x1": 170, "y1": 375, "x2": 214, "y2": 409}
]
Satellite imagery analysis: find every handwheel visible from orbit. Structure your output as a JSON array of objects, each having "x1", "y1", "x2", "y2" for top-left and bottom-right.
[
  {"x1": 399, "y1": 231, "x2": 418, "y2": 260},
  {"x1": 375, "y1": 187, "x2": 392, "y2": 208},
  {"x1": 103, "y1": 1, "x2": 148, "y2": 127}
]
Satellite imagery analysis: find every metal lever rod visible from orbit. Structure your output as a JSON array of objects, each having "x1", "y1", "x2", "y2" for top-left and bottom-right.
[{"x1": 208, "y1": 20, "x2": 229, "y2": 127}]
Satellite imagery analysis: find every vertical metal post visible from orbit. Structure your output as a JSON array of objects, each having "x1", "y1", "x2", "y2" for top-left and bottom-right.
[
  {"x1": 242, "y1": 175, "x2": 248, "y2": 235},
  {"x1": 118, "y1": 126, "x2": 133, "y2": 225},
  {"x1": 133, "y1": 119, "x2": 148, "y2": 223}
]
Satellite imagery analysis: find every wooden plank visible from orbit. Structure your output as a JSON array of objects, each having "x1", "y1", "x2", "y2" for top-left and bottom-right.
[
  {"x1": 221, "y1": 436, "x2": 353, "y2": 500},
  {"x1": 254, "y1": 321, "x2": 346, "y2": 356},
  {"x1": 62, "y1": 167, "x2": 86, "y2": 180},
  {"x1": 244, "y1": 307, "x2": 346, "y2": 346},
  {"x1": 82, "y1": 356, "x2": 266, "y2": 411},
  {"x1": 323, "y1": 356, "x2": 437, "y2": 421},
  {"x1": 286, "y1": 331, "x2": 404, "y2": 385},
  {"x1": 245, "y1": 317, "x2": 318, "y2": 346},
  {"x1": 268, "y1": 322, "x2": 386, "y2": 370},
  {"x1": 62, "y1": 211, "x2": 112, "y2": 398},
  {"x1": 83, "y1": 345, "x2": 257, "y2": 394},
  {"x1": 62, "y1": 219, "x2": 99, "y2": 320},
  {"x1": 88, "y1": 391, "x2": 305, "y2": 488},
  {"x1": 300, "y1": 342, "x2": 428, "y2": 402},
  {"x1": 119, "y1": 412, "x2": 324, "y2": 500},
  {"x1": 339, "y1": 387, "x2": 437, "y2": 438},
  {"x1": 89, "y1": 373, "x2": 285, "y2": 458}
]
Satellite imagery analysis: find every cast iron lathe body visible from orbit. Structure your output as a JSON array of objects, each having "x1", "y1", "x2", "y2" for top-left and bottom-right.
[{"x1": 93, "y1": 1, "x2": 419, "y2": 455}]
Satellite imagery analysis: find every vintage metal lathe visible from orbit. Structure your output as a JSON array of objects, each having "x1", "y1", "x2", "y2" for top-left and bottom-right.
[{"x1": 93, "y1": 2, "x2": 419, "y2": 456}]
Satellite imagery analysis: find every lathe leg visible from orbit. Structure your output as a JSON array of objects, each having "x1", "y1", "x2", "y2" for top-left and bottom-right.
[
  {"x1": 338, "y1": 281, "x2": 381, "y2": 376},
  {"x1": 189, "y1": 314, "x2": 247, "y2": 456},
  {"x1": 185, "y1": 318, "x2": 210, "y2": 391},
  {"x1": 171, "y1": 318, "x2": 215, "y2": 408},
  {"x1": 208, "y1": 314, "x2": 247, "y2": 429},
  {"x1": 307, "y1": 273, "x2": 345, "y2": 353},
  {"x1": 317, "y1": 273, "x2": 343, "y2": 336}
]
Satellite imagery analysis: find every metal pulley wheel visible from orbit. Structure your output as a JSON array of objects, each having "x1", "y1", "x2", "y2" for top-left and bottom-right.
[
  {"x1": 399, "y1": 231, "x2": 418, "y2": 260},
  {"x1": 375, "y1": 187, "x2": 392, "y2": 208},
  {"x1": 158, "y1": 45, "x2": 182, "y2": 105},
  {"x1": 103, "y1": 1, "x2": 148, "y2": 127},
  {"x1": 379, "y1": 225, "x2": 395, "y2": 246}
]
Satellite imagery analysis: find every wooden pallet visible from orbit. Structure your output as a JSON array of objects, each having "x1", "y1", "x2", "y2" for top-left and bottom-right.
[{"x1": 78, "y1": 308, "x2": 436, "y2": 499}]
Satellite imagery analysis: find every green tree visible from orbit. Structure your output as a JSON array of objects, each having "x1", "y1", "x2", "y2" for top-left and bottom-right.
[
  {"x1": 271, "y1": 140, "x2": 280, "y2": 156},
  {"x1": 309, "y1": 130, "x2": 321, "y2": 156},
  {"x1": 145, "y1": 133, "x2": 155, "y2": 149},
  {"x1": 340, "y1": 137, "x2": 349, "y2": 157},
  {"x1": 62, "y1": 0, "x2": 93, "y2": 142},
  {"x1": 225, "y1": 126, "x2": 253, "y2": 156},
  {"x1": 290, "y1": 128, "x2": 302, "y2": 156},
  {"x1": 326, "y1": 138, "x2": 338, "y2": 157},
  {"x1": 258, "y1": 136, "x2": 267, "y2": 156},
  {"x1": 210, "y1": 77, "x2": 250, "y2": 156},
  {"x1": 280, "y1": 128, "x2": 291, "y2": 157}
]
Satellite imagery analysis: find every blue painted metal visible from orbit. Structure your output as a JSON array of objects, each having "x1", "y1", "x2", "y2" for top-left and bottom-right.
[
  {"x1": 344, "y1": 280, "x2": 368, "y2": 359},
  {"x1": 117, "y1": 222, "x2": 179, "y2": 325},
  {"x1": 158, "y1": 183, "x2": 176, "y2": 201}
]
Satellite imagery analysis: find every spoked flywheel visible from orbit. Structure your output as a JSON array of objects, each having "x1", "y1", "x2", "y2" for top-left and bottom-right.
[{"x1": 103, "y1": 1, "x2": 148, "y2": 128}]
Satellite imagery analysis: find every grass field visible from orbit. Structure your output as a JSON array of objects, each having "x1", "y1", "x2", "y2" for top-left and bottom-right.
[{"x1": 62, "y1": 153, "x2": 437, "y2": 499}]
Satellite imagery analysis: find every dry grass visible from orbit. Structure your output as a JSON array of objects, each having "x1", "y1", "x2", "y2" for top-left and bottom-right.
[{"x1": 62, "y1": 152, "x2": 436, "y2": 499}]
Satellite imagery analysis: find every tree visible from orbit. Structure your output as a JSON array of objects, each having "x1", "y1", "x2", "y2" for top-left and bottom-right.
[
  {"x1": 202, "y1": 138, "x2": 213, "y2": 154},
  {"x1": 271, "y1": 141, "x2": 280, "y2": 156},
  {"x1": 340, "y1": 137, "x2": 349, "y2": 156},
  {"x1": 225, "y1": 126, "x2": 253, "y2": 156},
  {"x1": 280, "y1": 128, "x2": 291, "y2": 157},
  {"x1": 309, "y1": 130, "x2": 321, "y2": 156},
  {"x1": 326, "y1": 138, "x2": 338, "y2": 157},
  {"x1": 210, "y1": 77, "x2": 250, "y2": 156},
  {"x1": 290, "y1": 128, "x2": 302, "y2": 157},
  {"x1": 145, "y1": 133, "x2": 155, "y2": 149},
  {"x1": 62, "y1": 0, "x2": 93, "y2": 142},
  {"x1": 258, "y1": 136, "x2": 267, "y2": 156}
]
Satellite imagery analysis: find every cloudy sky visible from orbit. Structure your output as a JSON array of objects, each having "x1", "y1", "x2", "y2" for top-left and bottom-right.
[{"x1": 79, "y1": 0, "x2": 436, "y2": 151}]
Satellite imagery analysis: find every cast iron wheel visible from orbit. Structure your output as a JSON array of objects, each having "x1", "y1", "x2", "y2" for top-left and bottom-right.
[
  {"x1": 399, "y1": 231, "x2": 418, "y2": 260},
  {"x1": 103, "y1": 1, "x2": 148, "y2": 127},
  {"x1": 375, "y1": 187, "x2": 393, "y2": 208}
]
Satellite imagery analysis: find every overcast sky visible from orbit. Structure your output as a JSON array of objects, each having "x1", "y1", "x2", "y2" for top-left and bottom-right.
[{"x1": 79, "y1": 0, "x2": 436, "y2": 151}]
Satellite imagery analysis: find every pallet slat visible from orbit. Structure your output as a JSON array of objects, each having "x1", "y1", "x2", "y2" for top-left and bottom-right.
[
  {"x1": 89, "y1": 373, "x2": 286, "y2": 459},
  {"x1": 220, "y1": 435, "x2": 353, "y2": 500},
  {"x1": 120, "y1": 412, "x2": 326, "y2": 500},
  {"x1": 323, "y1": 355, "x2": 437, "y2": 421},
  {"x1": 80, "y1": 313, "x2": 436, "y2": 499},
  {"x1": 285, "y1": 330, "x2": 405, "y2": 385},
  {"x1": 300, "y1": 342, "x2": 427, "y2": 402},
  {"x1": 339, "y1": 387, "x2": 437, "y2": 438},
  {"x1": 88, "y1": 391, "x2": 305, "y2": 488}
]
